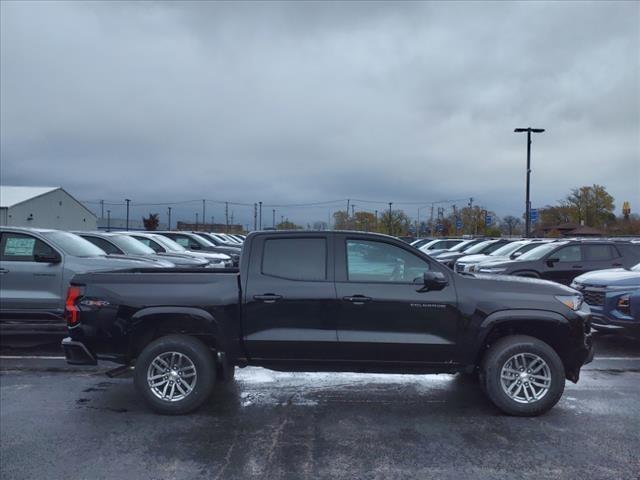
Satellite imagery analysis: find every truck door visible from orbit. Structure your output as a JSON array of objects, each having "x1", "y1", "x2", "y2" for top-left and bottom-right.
[
  {"x1": 0, "y1": 232, "x2": 64, "y2": 317},
  {"x1": 242, "y1": 234, "x2": 339, "y2": 362},
  {"x1": 334, "y1": 235, "x2": 461, "y2": 365},
  {"x1": 542, "y1": 245, "x2": 584, "y2": 285}
]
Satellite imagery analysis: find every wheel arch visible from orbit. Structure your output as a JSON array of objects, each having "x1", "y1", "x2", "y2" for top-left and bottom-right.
[
  {"x1": 129, "y1": 307, "x2": 221, "y2": 359},
  {"x1": 474, "y1": 310, "x2": 573, "y2": 376}
]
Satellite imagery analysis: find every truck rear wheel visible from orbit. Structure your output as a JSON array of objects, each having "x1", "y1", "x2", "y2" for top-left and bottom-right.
[
  {"x1": 482, "y1": 335, "x2": 565, "y2": 416},
  {"x1": 134, "y1": 334, "x2": 215, "y2": 415}
]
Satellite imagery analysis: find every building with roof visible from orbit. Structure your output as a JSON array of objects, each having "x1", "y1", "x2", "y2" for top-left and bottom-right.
[{"x1": 0, "y1": 186, "x2": 96, "y2": 230}]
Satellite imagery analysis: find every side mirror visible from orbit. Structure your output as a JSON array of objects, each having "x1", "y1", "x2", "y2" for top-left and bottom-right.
[
  {"x1": 511, "y1": 251, "x2": 522, "y2": 259},
  {"x1": 190, "y1": 243, "x2": 201, "y2": 250},
  {"x1": 419, "y1": 271, "x2": 448, "y2": 292},
  {"x1": 34, "y1": 252, "x2": 61, "y2": 264},
  {"x1": 546, "y1": 257, "x2": 559, "y2": 267}
]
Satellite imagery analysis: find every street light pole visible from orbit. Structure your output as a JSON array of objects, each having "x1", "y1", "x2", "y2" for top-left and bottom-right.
[
  {"x1": 258, "y1": 202, "x2": 263, "y2": 230},
  {"x1": 167, "y1": 207, "x2": 172, "y2": 230},
  {"x1": 515, "y1": 127, "x2": 545, "y2": 237},
  {"x1": 107, "y1": 209, "x2": 111, "y2": 231},
  {"x1": 388, "y1": 202, "x2": 393, "y2": 235}
]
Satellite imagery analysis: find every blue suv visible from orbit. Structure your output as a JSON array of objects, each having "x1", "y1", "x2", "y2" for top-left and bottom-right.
[{"x1": 571, "y1": 263, "x2": 640, "y2": 332}]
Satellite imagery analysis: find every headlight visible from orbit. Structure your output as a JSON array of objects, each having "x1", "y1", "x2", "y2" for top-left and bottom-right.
[
  {"x1": 479, "y1": 267, "x2": 507, "y2": 273},
  {"x1": 617, "y1": 295, "x2": 631, "y2": 315},
  {"x1": 555, "y1": 294, "x2": 583, "y2": 311}
]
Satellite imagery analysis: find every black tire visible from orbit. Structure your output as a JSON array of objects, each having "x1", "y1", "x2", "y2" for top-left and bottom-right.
[
  {"x1": 134, "y1": 334, "x2": 215, "y2": 415},
  {"x1": 481, "y1": 335, "x2": 565, "y2": 416}
]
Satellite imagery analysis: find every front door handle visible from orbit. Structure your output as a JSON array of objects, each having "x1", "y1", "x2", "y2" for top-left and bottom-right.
[
  {"x1": 0, "y1": 268, "x2": 8, "y2": 274},
  {"x1": 253, "y1": 294, "x2": 283, "y2": 304},
  {"x1": 343, "y1": 295, "x2": 372, "y2": 305}
]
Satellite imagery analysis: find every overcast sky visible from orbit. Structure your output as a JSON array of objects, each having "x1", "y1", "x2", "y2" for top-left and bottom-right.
[{"x1": 1, "y1": 1, "x2": 638, "y2": 227}]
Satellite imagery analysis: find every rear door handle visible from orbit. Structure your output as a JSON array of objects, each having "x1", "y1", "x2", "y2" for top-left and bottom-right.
[
  {"x1": 253, "y1": 294, "x2": 283, "y2": 304},
  {"x1": 343, "y1": 295, "x2": 372, "y2": 305}
]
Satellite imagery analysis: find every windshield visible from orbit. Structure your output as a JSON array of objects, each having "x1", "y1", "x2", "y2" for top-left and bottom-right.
[
  {"x1": 42, "y1": 231, "x2": 106, "y2": 257},
  {"x1": 191, "y1": 234, "x2": 215, "y2": 247},
  {"x1": 490, "y1": 241, "x2": 526, "y2": 257},
  {"x1": 109, "y1": 235, "x2": 156, "y2": 255},
  {"x1": 517, "y1": 242, "x2": 569, "y2": 261},
  {"x1": 464, "y1": 240, "x2": 495, "y2": 255},
  {"x1": 152, "y1": 235, "x2": 187, "y2": 252},
  {"x1": 449, "y1": 240, "x2": 475, "y2": 252}
]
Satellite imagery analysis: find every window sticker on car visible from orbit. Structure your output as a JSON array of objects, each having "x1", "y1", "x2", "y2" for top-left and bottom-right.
[{"x1": 5, "y1": 237, "x2": 36, "y2": 256}]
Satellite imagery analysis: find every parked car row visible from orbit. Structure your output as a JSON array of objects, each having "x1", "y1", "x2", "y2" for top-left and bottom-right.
[
  {"x1": 412, "y1": 235, "x2": 640, "y2": 331},
  {"x1": 0, "y1": 227, "x2": 243, "y2": 334}
]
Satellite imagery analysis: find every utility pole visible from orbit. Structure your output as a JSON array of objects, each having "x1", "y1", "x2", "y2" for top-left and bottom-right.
[
  {"x1": 468, "y1": 197, "x2": 474, "y2": 236},
  {"x1": 100, "y1": 200, "x2": 104, "y2": 219},
  {"x1": 107, "y1": 210, "x2": 111, "y2": 231},
  {"x1": 202, "y1": 200, "x2": 206, "y2": 230},
  {"x1": 125, "y1": 199, "x2": 131, "y2": 231},
  {"x1": 167, "y1": 207, "x2": 172, "y2": 230},
  {"x1": 515, "y1": 127, "x2": 545, "y2": 237},
  {"x1": 259, "y1": 201, "x2": 263, "y2": 229},
  {"x1": 453, "y1": 205, "x2": 458, "y2": 235},
  {"x1": 388, "y1": 202, "x2": 393, "y2": 235},
  {"x1": 225, "y1": 202, "x2": 229, "y2": 233},
  {"x1": 429, "y1": 204, "x2": 434, "y2": 236},
  {"x1": 253, "y1": 203, "x2": 258, "y2": 231},
  {"x1": 346, "y1": 199, "x2": 350, "y2": 229},
  {"x1": 272, "y1": 209, "x2": 276, "y2": 227}
]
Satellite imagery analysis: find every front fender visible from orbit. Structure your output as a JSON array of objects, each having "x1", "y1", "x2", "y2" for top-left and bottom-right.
[{"x1": 471, "y1": 308, "x2": 569, "y2": 359}]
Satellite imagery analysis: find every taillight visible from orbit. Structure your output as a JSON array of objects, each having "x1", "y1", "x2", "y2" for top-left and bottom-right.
[{"x1": 65, "y1": 286, "x2": 82, "y2": 326}]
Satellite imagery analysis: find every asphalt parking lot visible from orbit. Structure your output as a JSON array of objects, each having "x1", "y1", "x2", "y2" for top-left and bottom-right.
[{"x1": 1, "y1": 332, "x2": 639, "y2": 480}]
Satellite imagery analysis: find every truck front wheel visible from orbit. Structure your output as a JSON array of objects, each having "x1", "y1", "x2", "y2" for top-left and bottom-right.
[
  {"x1": 482, "y1": 335, "x2": 565, "y2": 416},
  {"x1": 134, "y1": 334, "x2": 215, "y2": 415}
]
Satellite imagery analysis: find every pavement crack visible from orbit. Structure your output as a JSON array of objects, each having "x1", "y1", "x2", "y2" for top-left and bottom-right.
[{"x1": 212, "y1": 428, "x2": 238, "y2": 480}]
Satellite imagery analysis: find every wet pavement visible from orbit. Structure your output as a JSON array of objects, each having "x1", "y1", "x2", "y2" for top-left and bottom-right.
[{"x1": 1, "y1": 332, "x2": 639, "y2": 480}]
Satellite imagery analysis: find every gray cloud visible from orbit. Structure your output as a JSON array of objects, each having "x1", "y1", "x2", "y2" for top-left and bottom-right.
[{"x1": 1, "y1": 1, "x2": 638, "y2": 226}]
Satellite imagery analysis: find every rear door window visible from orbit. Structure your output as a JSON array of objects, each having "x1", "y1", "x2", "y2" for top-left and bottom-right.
[
  {"x1": 584, "y1": 244, "x2": 617, "y2": 261},
  {"x1": 262, "y1": 238, "x2": 327, "y2": 281}
]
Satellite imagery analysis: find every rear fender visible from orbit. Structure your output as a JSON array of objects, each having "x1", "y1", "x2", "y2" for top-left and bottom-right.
[{"x1": 129, "y1": 307, "x2": 221, "y2": 358}]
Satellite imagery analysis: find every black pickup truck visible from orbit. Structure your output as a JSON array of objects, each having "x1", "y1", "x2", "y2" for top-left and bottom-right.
[{"x1": 62, "y1": 231, "x2": 593, "y2": 416}]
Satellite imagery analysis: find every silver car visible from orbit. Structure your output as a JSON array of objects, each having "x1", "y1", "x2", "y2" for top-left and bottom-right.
[
  {"x1": 0, "y1": 227, "x2": 163, "y2": 334},
  {"x1": 121, "y1": 232, "x2": 233, "y2": 268}
]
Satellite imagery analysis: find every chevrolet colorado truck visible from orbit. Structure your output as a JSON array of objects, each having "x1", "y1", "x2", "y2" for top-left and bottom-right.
[{"x1": 62, "y1": 231, "x2": 593, "y2": 416}]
